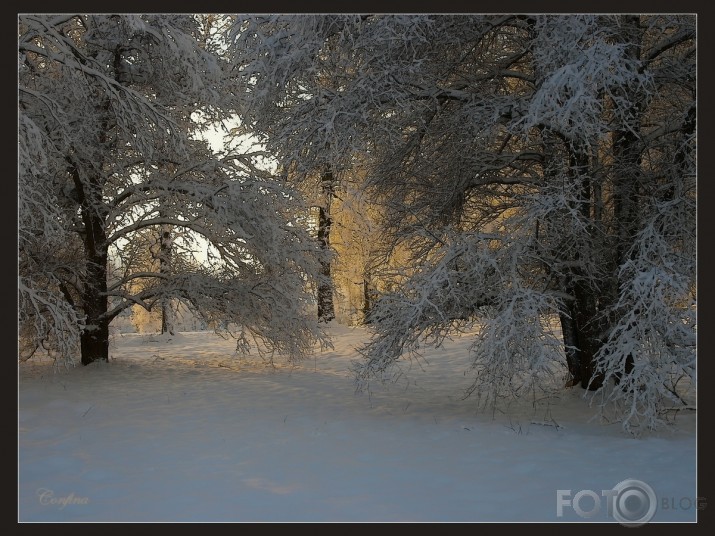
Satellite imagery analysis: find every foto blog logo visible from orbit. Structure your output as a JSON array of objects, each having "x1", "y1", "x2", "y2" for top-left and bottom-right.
[{"x1": 557, "y1": 479, "x2": 657, "y2": 526}]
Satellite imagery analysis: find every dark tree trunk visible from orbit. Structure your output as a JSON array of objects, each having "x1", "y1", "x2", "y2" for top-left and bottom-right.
[
  {"x1": 80, "y1": 315, "x2": 110, "y2": 365},
  {"x1": 612, "y1": 128, "x2": 642, "y2": 265},
  {"x1": 559, "y1": 309, "x2": 581, "y2": 386},
  {"x1": 362, "y1": 274, "x2": 376, "y2": 324},
  {"x1": 317, "y1": 205, "x2": 335, "y2": 322},
  {"x1": 559, "y1": 146, "x2": 609, "y2": 390},
  {"x1": 602, "y1": 16, "x2": 646, "y2": 386},
  {"x1": 559, "y1": 281, "x2": 607, "y2": 390},
  {"x1": 571, "y1": 280, "x2": 606, "y2": 390},
  {"x1": 74, "y1": 166, "x2": 110, "y2": 365},
  {"x1": 612, "y1": 16, "x2": 644, "y2": 267},
  {"x1": 317, "y1": 166, "x2": 335, "y2": 322}
]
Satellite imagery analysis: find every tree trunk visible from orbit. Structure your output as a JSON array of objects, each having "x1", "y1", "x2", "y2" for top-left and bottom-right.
[
  {"x1": 557, "y1": 16, "x2": 647, "y2": 392},
  {"x1": 560, "y1": 146, "x2": 609, "y2": 390},
  {"x1": 75, "y1": 167, "x2": 110, "y2": 365},
  {"x1": 362, "y1": 274, "x2": 376, "y2": 324},
  {"x1": 559, "y1": 308, "x2": 581, "y2": 386},
  {"x1": 606, "y1": 15, "x2": 645, "y2": 385},
  {"x1": 80, "y1": 315, "x2": 110, "y2": 366},
  {"x1": 559, "y1": 280, "x2": 607, "y2": 390},
  {"x1": 159, "y1": 224, "x2": 175, "y2": 335},
  {"x1": 317, "y1": 166, "x2": 336, "y2": 322},
  {"x1": 161, "y1": 302, "x2": 175, "y2": 336},
  {"x1": 612, "y1": 15, "x2": 644, "y2": 267},
  {"x1": 571, "y1": 280, "x2": 606, "y2": 390}
]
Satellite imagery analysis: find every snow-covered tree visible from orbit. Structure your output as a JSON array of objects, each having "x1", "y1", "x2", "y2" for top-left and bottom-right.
[
  {"x1": 228, "y1": 14, "x2": 696, "y2": 432},
  {"x1": 19, "y1": 14, "x2": 328, "y2": 366},
  {"x1": 227, "y1": 16, "x2": 380, "y2": 322}
]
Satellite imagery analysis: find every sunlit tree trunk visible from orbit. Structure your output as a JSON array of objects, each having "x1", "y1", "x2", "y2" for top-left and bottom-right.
[{"x1": 159, "y1": 223, "x2": 175, "y2": 335}]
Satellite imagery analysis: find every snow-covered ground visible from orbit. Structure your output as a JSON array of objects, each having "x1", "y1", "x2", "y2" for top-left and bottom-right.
[{"x1": 18, "y1": 323, "x2": 697, "y2": 523}]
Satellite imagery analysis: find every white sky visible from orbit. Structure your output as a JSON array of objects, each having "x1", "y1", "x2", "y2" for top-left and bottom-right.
[{"x1": 18, "y1": 323, "x2": 697, "y2": 523}]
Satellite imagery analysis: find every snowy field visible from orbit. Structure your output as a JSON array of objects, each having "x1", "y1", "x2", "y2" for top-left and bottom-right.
[{"x1": 18, "y1": 323, "x2": 697, "y2": 523}]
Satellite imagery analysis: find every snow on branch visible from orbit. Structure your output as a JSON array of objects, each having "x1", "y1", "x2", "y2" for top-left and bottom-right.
[{"x1": 592, "y1": 196, "x2": 696, "y2": 433}]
